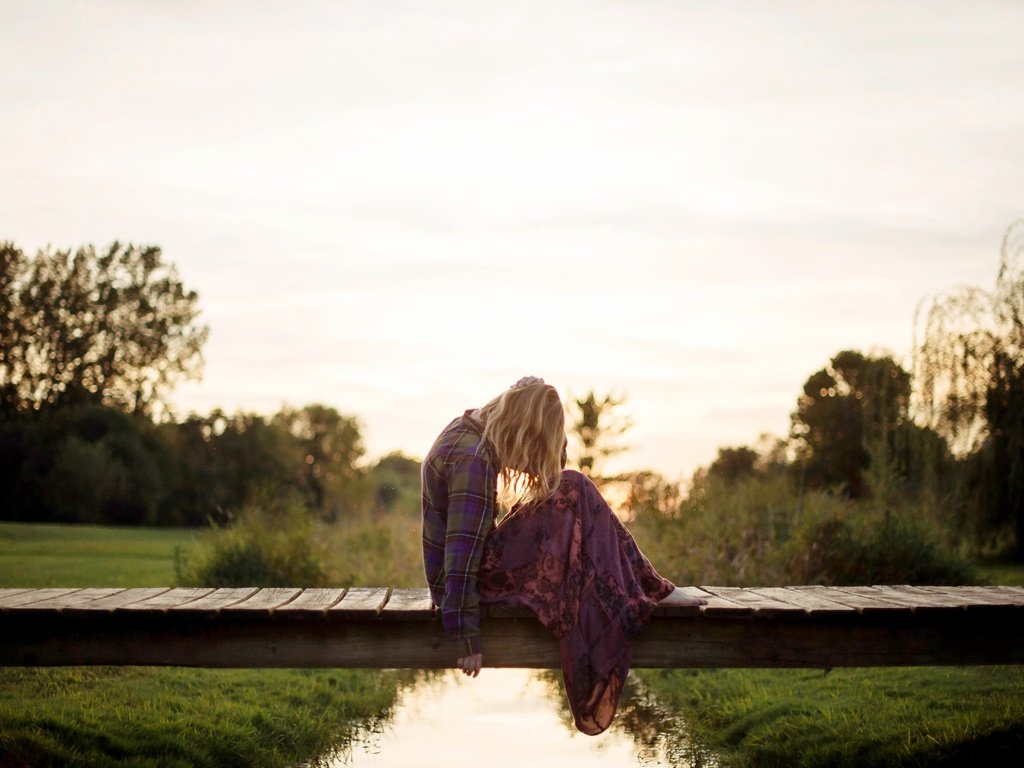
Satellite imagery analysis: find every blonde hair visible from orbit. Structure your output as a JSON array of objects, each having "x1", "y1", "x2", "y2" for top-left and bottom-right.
[{"x1": 479, "y1": 381, "x2": 565, "y2": 507}]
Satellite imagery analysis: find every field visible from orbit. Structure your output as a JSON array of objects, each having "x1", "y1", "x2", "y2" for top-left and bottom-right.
[
  {"x1": 0, "y1": 522, "x2": 197, "y2": 587},
  {"x1": 0, "y1": 522, "x2": 408, "y2": 768}
]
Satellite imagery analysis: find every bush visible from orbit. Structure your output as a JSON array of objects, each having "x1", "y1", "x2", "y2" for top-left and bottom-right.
[
  {"x1": 786, "y1": 510, "x2": 977, "y2": 585},
  {"x1": 177, "y1": 500, "x2": 326, "y2": 587},
  {"x1": 630, "y1": 473, "x2": 977, "y2": 586}
]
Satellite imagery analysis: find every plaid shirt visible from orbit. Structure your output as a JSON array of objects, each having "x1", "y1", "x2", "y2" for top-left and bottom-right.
[
  {"x1": 419, "y1": 411, "x2": 495, "y2": 659},
  {"x1": 421, "y1": 411, "x2": 497, "y2": 656}
]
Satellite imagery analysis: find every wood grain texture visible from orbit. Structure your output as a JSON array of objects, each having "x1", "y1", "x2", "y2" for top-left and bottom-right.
[
  {"x1": 116, "y1": 588, "x2": 215, "y2": 612},
  {"x1": 276, "y1": 588, "x2": 347, "y2": 614},
  {"x1": 749, "y1": 587, "x2": 857, "y2": 615},
  {"x1": 63, "y1": 588, "x2": 172, "y2": 613},
  {"x1": 224, "y1": 588, "x2": 302, "y2": 613},
  {"x1": 170, "y1": 588, "x2": 260, "y2": 613},
  {"x1": 380, "y1": 588, "x2": 435, "y2": 619},
  {"x1": 790, "y1": 586, "x2": 906, "y2": 613},
  {"x1": 328, "y1": 587, "x2": 390, "y2": 617},
  {"x1": 701, "y1": 587, "x2": 800, "y2": 617},
  {"x1": 0, "y1": 588, "x2": 84, "y2": 610}
]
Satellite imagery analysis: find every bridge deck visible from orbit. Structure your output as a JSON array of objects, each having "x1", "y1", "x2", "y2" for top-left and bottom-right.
[{"x1": 2, "y1": 585, "x2": 1022, "y2": 669}]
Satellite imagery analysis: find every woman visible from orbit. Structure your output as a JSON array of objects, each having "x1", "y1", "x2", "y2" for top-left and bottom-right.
[{"x1": 421, "y1": 376, "x2": 705, "y2": 735}]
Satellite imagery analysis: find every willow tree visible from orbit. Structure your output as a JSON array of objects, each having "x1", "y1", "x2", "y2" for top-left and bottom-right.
[{"x1": 914, "y1": 222, "x2": 1024, "y2": 556}]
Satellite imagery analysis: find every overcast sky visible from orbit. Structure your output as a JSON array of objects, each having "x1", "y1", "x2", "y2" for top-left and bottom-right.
[{"x1": 2, "y1": 0, "x2": 1022, "y2": 479}]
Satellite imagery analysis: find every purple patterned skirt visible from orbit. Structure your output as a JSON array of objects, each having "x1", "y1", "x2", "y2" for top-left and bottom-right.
[{"x1": 477, "y1": 469, "x2": 674, "y2": 735}]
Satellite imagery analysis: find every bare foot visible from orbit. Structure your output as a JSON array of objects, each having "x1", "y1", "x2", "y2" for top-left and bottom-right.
[{"x1": 659, "y1": 587, "x2": 708, "y2": 607}]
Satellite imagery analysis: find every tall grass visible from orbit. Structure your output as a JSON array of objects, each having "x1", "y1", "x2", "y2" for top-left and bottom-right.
[
  {"x1": 174, "y1": 494, "x2": 426, "y2": 589},
  {"x1": 630, "y1": 473, "x2": 976, "y2": 587}
]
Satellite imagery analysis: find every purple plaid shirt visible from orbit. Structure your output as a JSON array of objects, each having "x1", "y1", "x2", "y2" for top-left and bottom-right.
[{"x1": 421, "y1": 410, "x2": 497, "y2": 656}]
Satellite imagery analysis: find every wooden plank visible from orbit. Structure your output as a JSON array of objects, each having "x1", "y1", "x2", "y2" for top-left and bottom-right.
[
  {"x1": 63, "y1": 588, "x2": 172, "y2": 613},
  {"x1": 919, "y1": 586, "x2": 1024, "y2": 605},
  {"x1": 380, "y1": 588, "x2": 435, "y2": 620},
  {"x1": 14, "y1": 588, "x2": 127, "y2": 611},
  {"x1": 905, "y1": 586, "x2": 1019, "y2": 610},
  {"x1": 890, "y1": 585, "x2": 977, "y2": 608},
  {"x1": 750, "y1": 587, "x2": 857, "y2": 615},
  {"x1": 958, "y1": 589, "x2": 1024, "y2": 602},
  {"x1": 869, "y1": 586, "x2": 967, "y2": 612},
  {"x1": 116, "y1": 588, "x2": 215, "y2": 612},
  {"x1": 701, "y1": 587, "x2": 802, "y2": 617},
  {"x1": 170, "y1": 587, "x2": 260, "y2": 613},
  {"x1": 223, "y1": 588, "x2": 301, "y2": 613},
  {"x1": 0, "y1": 589, "x2": 33, "y2": 601},
  {"x1": 690, "y1": 586, "x2": 753, "y2": 617},
  {"x1": 276, "y1": 588, "x2": 348, "y2": 614},
  {"x1": 0, "y1": 588, "x2": 84, "y2": 610},
  {"x1": 790, "y1": 586, "x2": 907, "y2": 614},
  {"x1": 328, "y1": 587, "x2": 391, "y2": 617}
]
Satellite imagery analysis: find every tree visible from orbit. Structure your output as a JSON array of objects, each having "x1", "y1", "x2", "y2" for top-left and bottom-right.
[
  {"x1": 791, "y1": 350, "x2": 912, "y2": 498},
  {"x1": 273, "y1": 404, "x2": 364, "y2": 519},
  {"x1": 708, "y1": 446, "x2": 760, "y2": 484},
  {"x1": 0, "y1": 241, "x2": 208, "y2": 416},
  {"x1": 366, "y1": 452, "x2": 422, "y2": 513},
  {"x1": 568, "y1": 390, "x2": 632, "y2": 485},
  {"x1": 914, "y1": 221, "x2": 1024, "y2": 556}
]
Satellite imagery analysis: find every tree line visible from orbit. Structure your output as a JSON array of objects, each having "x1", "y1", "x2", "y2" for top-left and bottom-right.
[
  {"x1": 2, "y1": 228, "x2": 1022, "y2": 560},
  {"x1": 0, "y1": 241, "x2": 413, "y2": 527},
  {"x1": 564, "y1": 223, "x2": 1024, "y2": 562}
]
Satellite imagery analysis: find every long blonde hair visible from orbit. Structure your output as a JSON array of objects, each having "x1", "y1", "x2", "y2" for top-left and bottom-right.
[{"x1": 479, "y1": 381, "x2": 565, "y2": 507}]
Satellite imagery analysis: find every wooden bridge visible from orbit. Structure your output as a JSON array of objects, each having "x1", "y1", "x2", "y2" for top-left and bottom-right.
[{"x1": 2, "y1": 585, "x2": 1023, "y2": 669}]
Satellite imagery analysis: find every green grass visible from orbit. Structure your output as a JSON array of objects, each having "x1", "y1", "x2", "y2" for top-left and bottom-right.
[
  {"x1": 0, "y1": 521, "x2": 406, "y2": 768},
  {"x1": 0, "y1": 666, "x2": 405, "y2": 768},
  {"x1": 638, "y1": 665, "x2": 1024, "y2": 767},
  {"x1": 0, "y1": 522, "x2": 200, "y2": 587},
  {"x1": 976, "y1": 560, "x2": 1024, "y2": 586}
]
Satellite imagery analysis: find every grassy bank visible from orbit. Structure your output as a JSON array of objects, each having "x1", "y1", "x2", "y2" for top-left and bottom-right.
[
  {"x1": 0, "y1": 521, "x2": 408, "y2": 768},
  {"x1": 638, "y1": 666, "x2": 1024, "y2": 768},
  {"x1": 633, "y1": 562, "x2": 1024, "y2": 768}
]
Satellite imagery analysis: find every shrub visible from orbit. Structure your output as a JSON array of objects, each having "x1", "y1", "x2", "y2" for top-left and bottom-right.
[
  {"x1": 630, "y1": 473, "x2": 977, "y2": 586},
  {"x1": 788, "y1": 511, "x2": 977, "y2": 585},
  {"x1": 177, "y1": 500, "x2": 326, "y2": 587}
]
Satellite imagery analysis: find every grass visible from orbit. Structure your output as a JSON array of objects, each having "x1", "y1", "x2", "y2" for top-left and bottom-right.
[
  {"x1": 637, "y1": 666, "x2": 1024, "y2": 768},
  {"x1": 975, "y1": 560, "x2": 1024, "y2": 586},
  {"x1": 0, "y1": 522, "x2": 198, "y2": 587},
  {"x1": 0, "y1": 667, "x2": 404, "y2": 768},
  {"x1": 0, "y1": 521, "x2": 407, "y2": 768}
]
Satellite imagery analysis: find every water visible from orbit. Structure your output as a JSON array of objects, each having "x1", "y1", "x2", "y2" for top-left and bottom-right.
[{"x1": 320, "y1": 669, "x2": 714, "y2": 768}]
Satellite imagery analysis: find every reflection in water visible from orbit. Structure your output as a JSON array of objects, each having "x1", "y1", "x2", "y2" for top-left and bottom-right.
[{"x1": 315, "y1": 669, "x2": 715, "y2": 768}]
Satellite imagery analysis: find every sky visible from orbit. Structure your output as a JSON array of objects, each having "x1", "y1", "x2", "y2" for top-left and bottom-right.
[{"x1": 2, "y1": 0, "x2": 1022, "y2": 480}]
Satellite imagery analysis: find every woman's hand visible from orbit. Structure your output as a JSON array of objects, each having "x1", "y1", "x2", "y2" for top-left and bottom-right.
[{"x1": 457, "y1": 652, "x2": 483, "y2": 677}]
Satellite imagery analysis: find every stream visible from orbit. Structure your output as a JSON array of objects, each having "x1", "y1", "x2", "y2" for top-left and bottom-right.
[{"x1": 318, "y1": 669, "x2": 714, "y2": 768}]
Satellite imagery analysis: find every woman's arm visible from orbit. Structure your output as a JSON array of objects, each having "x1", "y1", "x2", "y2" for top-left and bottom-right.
[{"x1": 440, "y1": 454, "x2": 497, "y2": 662}]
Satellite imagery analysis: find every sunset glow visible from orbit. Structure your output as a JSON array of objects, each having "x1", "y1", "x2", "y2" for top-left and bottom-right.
[{"x1": 2, "y1": 0, "x2": 1021, "y2": 479}]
